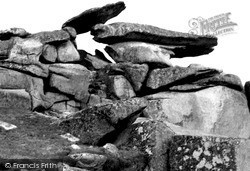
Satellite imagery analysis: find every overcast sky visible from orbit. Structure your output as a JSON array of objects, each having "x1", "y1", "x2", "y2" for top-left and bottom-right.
[{"x1": 1, "y1": 0, "x2": 249, "y2": 83}]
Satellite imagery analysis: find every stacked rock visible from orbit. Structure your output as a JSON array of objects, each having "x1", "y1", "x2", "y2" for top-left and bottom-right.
[{"x1": 1, "y1": 1, "x2": 250, "y2": 171}]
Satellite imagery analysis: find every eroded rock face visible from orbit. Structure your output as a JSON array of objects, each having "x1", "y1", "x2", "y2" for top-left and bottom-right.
[
  {"x1": 49, "y1": 64, "x2": 95, "y2": 102},
  {"x1": 41, "y1": 44, "x2": 57, "y2": 63},
  {"x1": 144, "y1": 86, "x2": 250, "y2": 139},
  {"x1": 0, "y1": 37, "x2": 49, "y2": 77},
  {"x1": 146, "y1": 65, "x2": 221, "y2": 90},
  {"x1": 115, "y1": 118, "x2": 250, "y2": 171},
  {"x1": 169, "y1": 73, "x2": 243, "y2": 92},
  {"x1": 59, "y1": 106, "x2": 116, "y2": 145},
  {"x1": 91, "y1": 22, "x2": 217, "y2": 48},
  {"x1": 62, "y1": 1, "x2": 126, "y2": 34},
  {"x1": 57, "y1": 40, "x2": 80, "y2": 63},
  {"x1": 105, "y1": 42, "x2": 173, "y2": 67},
  {"x1": 107, "y1": 75, "x2": 136, "y2": 100}
]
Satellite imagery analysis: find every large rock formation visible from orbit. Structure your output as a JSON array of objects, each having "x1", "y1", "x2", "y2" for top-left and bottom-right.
[{"x1": 0, "y1": 1, "x2": 249, "y2": 171}]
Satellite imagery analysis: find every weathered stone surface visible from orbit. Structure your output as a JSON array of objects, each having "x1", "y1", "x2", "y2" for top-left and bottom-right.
[
  {"x1": 169, "y1": 73, "x2": 243, "y2": 92},
  {"x1": 0, "y1": 67, "x2": 47, "y2": 110},
  {"x1": 105, "y1": 42, "x2": 173, "y2": 67},
  {"x1": 57, "y1": 40, "x2": 80, "y2": 62},
  {"x1": 0, "y1": 28, "x2": 30, "y2": 40},
  {"x1": 62, "y1": 1, "x2": 126, "y2": 34},
  {"x1": 0, "y1": 67, "x2": 30, "y2": 89},
  {"x1": 105, "y1": 63, "x2": 149, "y2": 92},
  {"x1": 102, "y1": 97, "x2": 147, "y2": 125},
  {"x1": 49, "y1": 64, "x2": 94, "y2": 101},
  {"x1": 50, "y1": 100, "x2": 80, "y2": 114},
  {"x1": 0, "y1": 37, "x2": 49, "y2": 77},
  {"x1": 91, "y1": 22, "x2": 217, "y2": 49},
  {"x1": 30, "y1": 29, "x2": 70, "y2": 44},
  {"x1": 0, "y1": 108, "x2": 73, "y2": 160},
  {"x1": 107, "y1": 75, "x2": 136, "y2": 100},
  {"x1": 63, "y1": 26, "x2": 77, "y2": 40},
  {"x1": 146, "y1": 65, "x2": 221, "y2": 90},
  {"x1": 144, "y1": 86, "x2": 250, "y2": 139},
  {"x1": 41, "y1": 44, "x2": 57, "y2": 63},
  {"x1": 59, "y1": 106, "x2": 116, "y2": 145},
  {"x1": 66, "y1": 143, "x2": 146, "y2": 171},
  {"x1": 0, "y1": 39, "x2": 13, "y2": 58},
  {"x1": 0, "y1": 89, "x2": 31, "y2": 110},
  {"x1": 0, "y1": 60, "x2": 49, "y2": 77},
  {"x1": 115, "y1": 118, "x2": 250, "y2": 171},
  {"x1": 7, "y1": 37, "x2": 43, "y2": 63},
  {"x1": 79, "y1": 50, "x2": 109, "y2": 70},
  {"x1": 60, "y1": 98, "x2": 146, "y2": 145},
  {"x1": 167, "y1": 135, "x2": 250, "y2": 171}
]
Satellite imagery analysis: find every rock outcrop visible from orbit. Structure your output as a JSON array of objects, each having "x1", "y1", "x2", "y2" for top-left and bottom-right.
[{"x1": 0, "y1": 1, "x2": 249, "y2": 171}]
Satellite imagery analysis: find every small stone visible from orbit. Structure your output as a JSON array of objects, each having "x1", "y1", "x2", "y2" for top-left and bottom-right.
[
  {"x1": 41, "y1": 44, "x2": 57, "y2": 63},
  {"x1": 57, "y1": 40, "x2": 80, "y2": 62},
  {"x1": 62, "y1": 1, "x2": 126, "y2": 34},
  {"x1": 0, "y1": 120, "x2": 17, "y2": 130},
  {"x1": 63, "y1": 26, "x2": 77, "y2": 40},
  {"x1": 107, "y1": 75, "x2": 136, "y2": 100}
]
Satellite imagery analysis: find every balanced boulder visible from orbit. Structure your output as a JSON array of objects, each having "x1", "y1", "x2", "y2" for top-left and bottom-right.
[{"x1": 62, "y1": 1, "x2": 126, "y2": 34}]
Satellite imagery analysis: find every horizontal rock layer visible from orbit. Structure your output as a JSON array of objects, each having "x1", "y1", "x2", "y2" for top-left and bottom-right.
[{"x1": 91, "y1": 22, "x2": 217, "y2": 48}]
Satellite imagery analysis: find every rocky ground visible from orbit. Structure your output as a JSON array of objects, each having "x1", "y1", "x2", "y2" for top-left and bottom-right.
[{"x1": 1, "y1": 1, "x2": 250, "y2": 171}]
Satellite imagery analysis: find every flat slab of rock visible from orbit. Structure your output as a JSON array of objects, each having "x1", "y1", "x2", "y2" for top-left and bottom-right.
[
  {"x1": 169, "y1": 73, "x2": 243, "y2": 92},
  {"x1": 62, "y1": 1, "x2": 126, "y2": 34},
  {"x1": 30, "y1": 30, "x2": 70, "y2": 44},
  {"x1": 91, "y1": 22, "x2": 217, "y2": 49},
  {"x1": 144, "y1": 86, "x2": 250, "y2": 139},
  {"x1": 105, "y1": 42, "x2": 173, "y2": 67},
  {"x1": 146, "y1": 65, "x2": 221, "y2": 90},
  {"x1": 0, "y1": 28, "x2": 30, "y2": 40}
]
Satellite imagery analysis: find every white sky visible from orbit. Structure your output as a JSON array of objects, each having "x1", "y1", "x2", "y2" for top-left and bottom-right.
[{"x1": 0, "y1": 0, "x2": 249, "y2": 84}]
